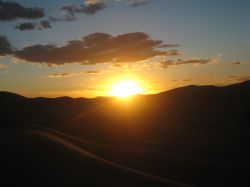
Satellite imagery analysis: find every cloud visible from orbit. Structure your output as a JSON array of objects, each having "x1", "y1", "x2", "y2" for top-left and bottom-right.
[
  {"x1": 57, "y1": 4, "x2": 78, "y2": 21},
  {"x1": 46, "y1": 70, "x2": 101, "y2": 78},
  {"x1": 14, "y1": 22, "x2": 37, "y2": 31},
  {"x1": 231, "y1": 61, "x2": 241, "y2": 66},
  {"x1": 39, "y1": 20, "x2": 52, "y2": 29},
  {"x1": 86, "y1": 70, "x2": 100, "y2": 74},
  {"x1": 50, "y1": 0, "x2": 106, "y2": 22},
  {"x1": 175, "y1": 58, "x2": 215, "y2": 65},
  {"x1": 82, "y1": 0, "x2": 106, "y2": 15},
  {"x1": 112, "y1": 63, "x2": 124, "y2": 68},
  {"x1": 0, "y1": 0, "x2": 45, "y2": 21},
  {"x1": 48, "y1": 0, "x2": 151, "y2": 24},
  {"x1": 14, "y1": 20, "x2": 52, "y2": 31},
  {"x1": 160, "y1": 57, "x2": 217, "y2": 69},
  {"x1": 0, "y1": 1, "x2": 51, "y2": 31},
  {"x1": 47, "y1": 72, "x2": 73, "y2": 78},
  {"x1": 0, "y1": 35, "x2": 13, "y2": 56},
  {"x1": 127, "y1": 0, "x2": 151, "y2": 7},
  {"x1": 14, "y1": 32, "x2": 178, "y2": 65}
]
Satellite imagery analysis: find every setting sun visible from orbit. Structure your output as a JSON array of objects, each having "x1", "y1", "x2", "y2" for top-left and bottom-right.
[{"x1": 109, "y1": 80, "x2": 144, "y2": 98}]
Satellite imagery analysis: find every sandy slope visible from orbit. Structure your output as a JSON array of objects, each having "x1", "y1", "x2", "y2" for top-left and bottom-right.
[
  {"x1": 0, "y1": 125, "x2": 192, "y2": 187},
  {"x1": 1, "y1": 81, "x2": 249, "y2": 186}
]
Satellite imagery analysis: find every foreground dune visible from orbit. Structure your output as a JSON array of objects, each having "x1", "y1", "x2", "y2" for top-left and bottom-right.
[{"x1": 1, "y1": 126, "x2": 192, "y2": 187}]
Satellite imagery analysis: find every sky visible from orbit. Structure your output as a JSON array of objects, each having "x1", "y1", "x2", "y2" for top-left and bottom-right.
[{"x1": 0, "y1": 0, "x2": 250, "y2": 98}]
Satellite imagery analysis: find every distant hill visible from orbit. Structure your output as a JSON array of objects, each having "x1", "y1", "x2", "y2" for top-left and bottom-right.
[
  {"x1": 1, "y1": 80, "x2": 250, "y2": 102},
  {"x1": 157, "y1": 80, "x2": 250, "y2": 97}
]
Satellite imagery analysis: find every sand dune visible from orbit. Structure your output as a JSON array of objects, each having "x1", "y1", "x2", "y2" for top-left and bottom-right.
[{"x1": 1, "y1": 126, "x2": 192, "y2": 187}]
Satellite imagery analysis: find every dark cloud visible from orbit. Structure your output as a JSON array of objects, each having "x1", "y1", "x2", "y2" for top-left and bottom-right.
[
  {"x1": 112, "y1": 63, "x2": 123, "y2": 68},
  {"x1": 47, "y1": 72, "x2": 73, "y2": 78},
  {"x1": 39, "y1": 20, "x2": 52, "y2": 29},
  {"x1": 160, "y1": 58, "x2": 216, "y2": 69},
  {"x1": 165, "y1": 50, "x2": 182, "y2": 56},
  {"x1": 14, "y1": 32, "x2": 178, "y2": 65},
  {"x1": 158, "y1": 44, "x2": 179, "y2": 48},
  {"x1": 231, "y1": 61, "x2": 241, "y2": 66},
  {"x1": 86, "y1": 70, "x2": 100, "y2": 74},
  {"x1": 127, "y1": 0, "x2": 151, "y2": 7},
  {"x1": 48, "y1": 0, "x2": 150, "y2": 24},
  {"x1": 0, "y1": 0, "x2": 45, "y2": 21},
  {"x1": 15, "y1": 22, "x2": 37, "y2": 31},
  {"x1": 160, "y1": 60, "x2": 175, "y2": 69},
  {"x1": 59, "y1": 4, "x2": 78, "y2": 21},
  {"x1": 175, "y1": 58, "x2": 214, "y2": 65},
  {"x1": 14, "y1": 20, "x2": 52, "y2": 31},
  {"x1": 50, "y1": 0, "x2": 106, "y2": 22},
  {"x1": 80, "y1": 0, "x2": 106, "y2": 15},
  {"x1": 0, "y1": 35, "x2": 13, "y2": 55}
]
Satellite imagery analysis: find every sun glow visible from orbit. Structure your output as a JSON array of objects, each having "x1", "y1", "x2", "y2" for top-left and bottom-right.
[{"x1": 110, "y1": 80, "x2": 144, "y2": 98}]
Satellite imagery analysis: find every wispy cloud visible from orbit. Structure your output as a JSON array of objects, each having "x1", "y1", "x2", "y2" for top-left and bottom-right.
[
  {"x1": 112, "y1": 63, "x2": 124, "y2": 68},
  {"x1": 231, "y1": 61, "x2": 241, "y2": 66},
  {"x1": 47, "y1": 72, "x2": 75, "y2": 78},
  {"x1": 46, "y1": 70, "x2": 102, "y2": 78},
  {"x1": 1, "y1": 0, "x2": 153, "y2": 31},
  {"x1": 160, "y1": 57, "x2": 218, "y2": 69},
  {"x1": 127, "y1": 0, "x2": 151, "y2": 7},
  {"x1": 86, "y1": 70, "x2": 100, "y2": 74},
  {"x1": 50, "y1": 0, "x2": 106, "y2": 22}
]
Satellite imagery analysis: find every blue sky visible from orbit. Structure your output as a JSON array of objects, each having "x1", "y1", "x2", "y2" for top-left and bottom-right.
[{"x1": 0, "y1": 0, "x2": 250, "y2": 97}]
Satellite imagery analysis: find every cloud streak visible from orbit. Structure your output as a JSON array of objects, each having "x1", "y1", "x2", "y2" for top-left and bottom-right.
[
  {"x1": 46, "y1": 70, "x2": 101, "y2": 78},
  {"x1": 231, "y1": 61, "x2": 241, "y2": 66},
  {"x1": 160, "y1": 58, "x2": 217, "y2": 69},
  {"x1": 86, "y1": 70, "x2": 100, "y2": 74},
  {"x1": 47, "y1": 72, "x2": 73, "y2": 78},
  {"x1": 14, "y1": 32, "x2": 179, "y2": 65},
  {"x1": 127, "y1": 0, "x2": 151, "y2": 7}
]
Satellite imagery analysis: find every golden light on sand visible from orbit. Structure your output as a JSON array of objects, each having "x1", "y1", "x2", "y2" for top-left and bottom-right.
[{"x1": 109, "y1": 80, "x2": 144, "y2": 98}]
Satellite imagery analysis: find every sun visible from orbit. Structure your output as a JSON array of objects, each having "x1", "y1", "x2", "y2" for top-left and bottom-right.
[{"x1": 109, "y1": 80, "x2": 144, "y2": 98}]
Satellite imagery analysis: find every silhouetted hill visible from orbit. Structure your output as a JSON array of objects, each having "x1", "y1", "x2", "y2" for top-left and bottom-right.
[
  {"x1": 157, "y1": 80, "x2": 250, "y2": 100},
  {"x1": 1, "y1": 81, "x2": 250, "y2": 186},
  {"x1": 0, "y1": 91, "x2": 26, "y2": 102}
]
